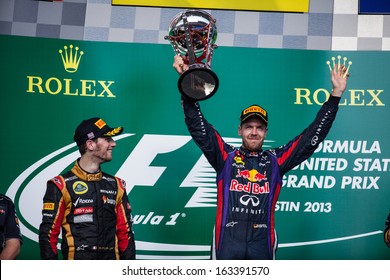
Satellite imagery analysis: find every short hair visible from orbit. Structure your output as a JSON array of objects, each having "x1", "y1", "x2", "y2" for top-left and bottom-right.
[{"x1": 78, "y1": 138, "x2": 97, "y2": 155}]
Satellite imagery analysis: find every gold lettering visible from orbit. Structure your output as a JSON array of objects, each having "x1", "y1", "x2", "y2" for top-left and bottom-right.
[
  {"x1": 339, "y1": 98, "x2": 347, "y2": 106},
  {"x1": 26, "y1": 76, "x2": 44, "y2": 93},
  {"x1": 80, "y1": 80, "x2": 96, "y2": 96},
  {"x1": 294, "y1": 88, "x2": 312, "y2": 105},
  {"x1": 25, "y1": 76, "x2": 116, "y2": 98},
  {"x1": 294, "y1": 88, "x2": 385, "y2": 106},
  {"x1": 349, "y1": 89, "x2": 364, "y2": 106},
  {"x1": 97, "y1": 81, "x2": 116, "y2": 98},
  {"x1": 63, "y1": 78, "x2": 78, "y2": 96},
  {"x1": 367, "y1": 90, "x2": 384, "y2": 106},
  {"x1": 45, "y1": 77, "x2": 61, "y2": 95},
  {"x1": 312, "y1": 89, "x2": 330, "y2": 105}
]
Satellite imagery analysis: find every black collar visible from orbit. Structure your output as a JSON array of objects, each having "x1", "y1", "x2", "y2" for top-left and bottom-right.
[{"x1": 238, "y1": 147, "x2": 263, "y2": 157}]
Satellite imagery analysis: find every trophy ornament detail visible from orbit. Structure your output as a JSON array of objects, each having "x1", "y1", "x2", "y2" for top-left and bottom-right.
[{"x1": 165, "y1": 10, "x2": 219, "y2": 101}]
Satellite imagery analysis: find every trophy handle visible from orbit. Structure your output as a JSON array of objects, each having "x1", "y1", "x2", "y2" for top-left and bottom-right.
[{"x1": 182, "y1": 13, "x2": 196, "y2": 65}]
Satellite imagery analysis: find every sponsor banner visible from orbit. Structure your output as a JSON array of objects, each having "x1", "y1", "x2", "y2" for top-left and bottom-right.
[
  {"x1": 111, "y1": 0, "x2": 310, "y2": 13},
  {"x1": 0, "y1": 34, "x2": 389, "y2": 260}
]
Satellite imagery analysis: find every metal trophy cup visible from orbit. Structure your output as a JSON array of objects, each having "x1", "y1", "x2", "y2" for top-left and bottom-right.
[{"x1": 165, "y1": 10, "x2": 219, "y2": 101}]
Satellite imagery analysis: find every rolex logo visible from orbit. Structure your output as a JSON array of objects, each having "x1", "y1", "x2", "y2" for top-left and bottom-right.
[
  {"x1": 326, "y1": 55, "x2": 352, "y2": 78},
  {"x1": 59, "y1": 45, "x2": 84, "y2": 73}
]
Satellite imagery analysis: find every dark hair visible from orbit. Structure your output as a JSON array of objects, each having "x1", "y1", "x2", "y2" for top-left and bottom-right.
[{"x1": 78, "y1": 138, "x2": 97, "y2": 155}]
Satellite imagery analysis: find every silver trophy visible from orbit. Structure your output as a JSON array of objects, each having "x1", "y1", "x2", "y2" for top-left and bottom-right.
[{"x1": 165, "y1": 10, "x2": 218, "y2": 101}]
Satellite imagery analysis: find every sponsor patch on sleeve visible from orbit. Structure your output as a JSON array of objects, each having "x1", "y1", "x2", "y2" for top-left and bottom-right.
[{"x1": 43, "y1": 202, "x2": 55, "y2": 211}]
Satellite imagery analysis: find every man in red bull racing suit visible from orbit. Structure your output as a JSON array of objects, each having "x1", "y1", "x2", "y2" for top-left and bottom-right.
[
  {"x1": 39, "y1": 117, "x2": 135, "y2": 260},
  {"x1": 173, "y1": 55, "x2": 349, "y2": 259}
]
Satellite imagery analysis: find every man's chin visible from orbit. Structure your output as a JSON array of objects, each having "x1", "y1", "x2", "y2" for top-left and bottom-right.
[{"x1": 103, "y1": 156, "x2": 113, "y2": 163}]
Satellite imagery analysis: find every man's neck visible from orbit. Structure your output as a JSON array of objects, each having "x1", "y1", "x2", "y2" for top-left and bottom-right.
[{"x1": 78, "y1": 156, "x2": 101, "y2": 174}]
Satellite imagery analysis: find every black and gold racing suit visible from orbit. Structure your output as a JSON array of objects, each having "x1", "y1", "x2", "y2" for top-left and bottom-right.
[{"x1": 39, "y1": 160, "x2": 135, "y2": 260}]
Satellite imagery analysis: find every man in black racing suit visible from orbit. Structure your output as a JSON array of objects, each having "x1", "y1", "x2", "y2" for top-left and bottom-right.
[
  {"x1": 39, "y1": 117, "x2": 135, "y2": 260},
  {"x1": 173, "y1": 55, "x2": 349, "y2": 260},
  {"x1": 384, "y1": 211, "x2": 390, "y2": 247}
]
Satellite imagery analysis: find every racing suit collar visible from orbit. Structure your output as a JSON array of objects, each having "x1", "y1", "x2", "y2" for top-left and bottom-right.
[
  {"x1": 71, "y1": 159, "x2": 102, "y2": 181},
  {"x1": 239, "y1": 147, "x2": 263, "y2": 157}
]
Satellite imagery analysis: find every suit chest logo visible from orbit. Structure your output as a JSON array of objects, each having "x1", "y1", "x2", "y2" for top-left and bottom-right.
[
  {"x1": 73, "y1": 181, "x2": 88, "y2": 195},
  {"x1": 230, "y1": 169, "x2": 269, "y2": 195}
]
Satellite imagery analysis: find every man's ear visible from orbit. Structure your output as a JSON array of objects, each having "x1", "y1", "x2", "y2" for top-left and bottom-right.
[
  {"x1": 86, "y1": 139, "x2": 96, "y2": 151},
  {"x1": 238, "y1": 125, "x2": 242, "y2": 136}
]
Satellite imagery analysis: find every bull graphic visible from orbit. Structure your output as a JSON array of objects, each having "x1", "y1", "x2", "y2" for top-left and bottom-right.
[{"x1": 236, "y1": 169, "x2": 267, "y2": 183}]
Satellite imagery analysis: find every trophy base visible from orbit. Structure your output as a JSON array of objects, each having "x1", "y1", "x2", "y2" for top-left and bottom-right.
[{"x1": 178, "y1": 66, "x2": 219, "y2": 101}]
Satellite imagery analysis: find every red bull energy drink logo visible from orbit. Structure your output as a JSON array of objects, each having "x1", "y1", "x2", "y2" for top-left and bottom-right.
[
  {"x1": 230, "y1": 169, "x2": 269, "y2": 195},
  {"x1": 236, "y1": 169, "x2": 267, "y2": 183}
]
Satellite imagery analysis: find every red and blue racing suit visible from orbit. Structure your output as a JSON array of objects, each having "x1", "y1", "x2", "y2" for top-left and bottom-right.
[{"x1": 182, "y1": 95, "x2": 341, "y2": 259}]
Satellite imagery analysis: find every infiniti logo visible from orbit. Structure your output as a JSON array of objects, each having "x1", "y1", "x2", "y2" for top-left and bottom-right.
[{"x1": 239, "y1": 194, "x2": 260, "y2": 207}]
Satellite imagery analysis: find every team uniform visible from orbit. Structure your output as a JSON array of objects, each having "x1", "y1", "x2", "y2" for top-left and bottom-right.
[
  {"x1": 385, "y1": 212, "x2": 390, "y2": 247},
  {"x1": 182, "y1": 95, "x2": 341, "y2": 259},
  {"x1": 0, "y1": 194, "x2": 23, "y2": 254},
  {"x1": 39, "y1": 160, "x2": 135, "y2": 260}
]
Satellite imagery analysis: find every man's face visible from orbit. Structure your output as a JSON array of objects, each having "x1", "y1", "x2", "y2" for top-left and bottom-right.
[
  {"x1": 238, "y1": 117, "x2": 268, "y2": 152},
  {"x1": 92, "y1": 136, "x2": 117, "y2": 163}
]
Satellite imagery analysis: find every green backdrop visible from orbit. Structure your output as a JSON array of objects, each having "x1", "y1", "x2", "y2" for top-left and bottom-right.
[{"x1": 1, "y1": 34, "x2": 389, "y2": 259}]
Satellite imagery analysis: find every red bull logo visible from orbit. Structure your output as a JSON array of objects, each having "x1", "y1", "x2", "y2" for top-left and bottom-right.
[
  {"x1": 232, "y1": 169, "x2": 269, "y2": 195},
  {"x1": 229, "y1": 179, "x2": 270, "y2": 195},
  {"x1": 236, "y1": 169, "x2": 267, "y2": 183}
]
